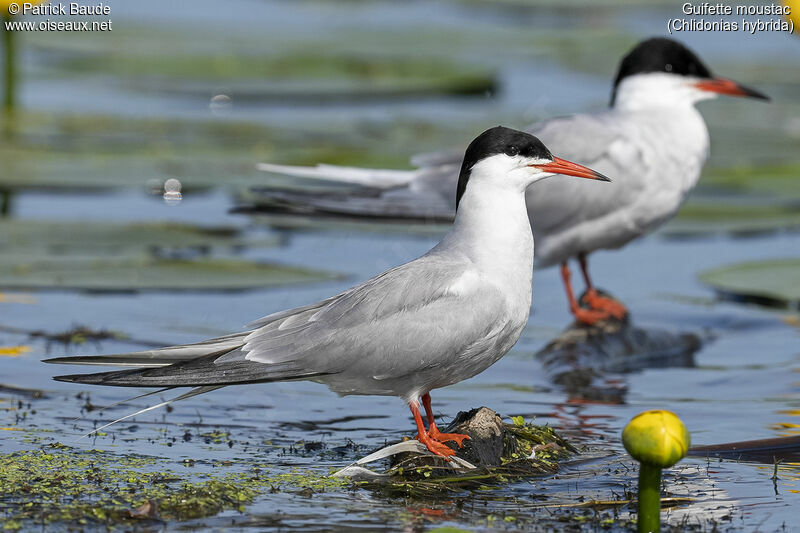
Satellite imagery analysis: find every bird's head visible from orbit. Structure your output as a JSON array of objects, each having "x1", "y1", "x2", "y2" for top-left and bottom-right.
[
  {"x1": 611, "y1": 37, "x2": 769, "y2": 109},
  {"x1": 456, "y1": 126, "x2": 610, "y2": 209}
]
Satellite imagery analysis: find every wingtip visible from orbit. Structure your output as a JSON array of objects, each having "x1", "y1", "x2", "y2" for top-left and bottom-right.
[{"x1": 52, "y1": 373, "x2": 93, "y2": 384}]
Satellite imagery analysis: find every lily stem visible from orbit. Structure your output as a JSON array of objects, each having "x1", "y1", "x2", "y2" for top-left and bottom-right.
[
  {"x1": 2, "y1": 14, "x2": 15, "y2": 114},
  {"x1": 637, "y1": 463, "x2": 661, "y2": 533}
]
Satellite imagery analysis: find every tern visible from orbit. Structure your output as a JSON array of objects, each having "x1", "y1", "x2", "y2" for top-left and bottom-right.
[
  {"x1": 254, "y1": 37, "x2": 768, "y2": 324},
  {"x1": 46, "y1": 127, "x2": 610, "y2": 458}
]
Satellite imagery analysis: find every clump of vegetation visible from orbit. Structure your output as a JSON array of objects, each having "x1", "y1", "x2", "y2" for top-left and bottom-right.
[
  {"x1": 375, "y1": 414, "x2": 577, "y2": 498},
  {"x1": 0, "y1": 444, "x2": 349, "y2": 530}
]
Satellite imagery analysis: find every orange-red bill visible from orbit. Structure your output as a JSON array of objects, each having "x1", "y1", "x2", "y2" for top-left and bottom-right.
[
  {"x1": 533, "y1": 157, "x2": 611, "y2": 182},
  {"x1": 694, "y1": 77, "x2": 770, "y2": 100}
]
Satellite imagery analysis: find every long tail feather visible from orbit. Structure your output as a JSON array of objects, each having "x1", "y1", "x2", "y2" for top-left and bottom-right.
[
  {"x1": 44, "y1": 332, "x2": 247, "y2": 367},
  {"x1": 257, "y1": 162, "x2": 416, "y2": 188},
  {"x1": 80, "y1": 385, "x2": 223, "y2": 439}
]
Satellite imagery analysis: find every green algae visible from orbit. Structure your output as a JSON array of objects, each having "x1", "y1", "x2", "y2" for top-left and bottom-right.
[{"x1": 0, "y1": 445, "x2": 350, "y2": 530}]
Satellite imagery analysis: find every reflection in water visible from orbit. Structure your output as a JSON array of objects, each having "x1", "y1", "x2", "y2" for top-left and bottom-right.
[
  {"x1": 209, "y1": 94, "x2": 233, "y2": 116},
  {"x1": 536, "y1": 316, "x2": 703, "y2": 404},
  {"x1": 690, "y1": 435, "x2": 800, "y2": 463}
]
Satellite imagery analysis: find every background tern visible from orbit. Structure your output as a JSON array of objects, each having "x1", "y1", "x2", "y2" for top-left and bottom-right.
[
  {"x1": 46, "y1": 126, "x2": 610, "y2": 458},
  {"x1": 254, "y1": 37, "x2": 769, "y2": 325}
]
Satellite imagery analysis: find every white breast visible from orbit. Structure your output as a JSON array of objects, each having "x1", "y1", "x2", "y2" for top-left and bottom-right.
[{"x1": 532, "y1": 105, "x2": 709, "y2": 266}]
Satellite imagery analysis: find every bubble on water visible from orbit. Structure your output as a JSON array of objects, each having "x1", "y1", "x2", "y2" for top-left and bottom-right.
[
  {"x1": 209, "y1": 94, "x2": 233, "y2": 116},
  {"x1": 163, "y1": 178, "x2": 182, "y2": 205},
  {"x1": 164, "y1": 178, "x2": 182, "y2": 193}
]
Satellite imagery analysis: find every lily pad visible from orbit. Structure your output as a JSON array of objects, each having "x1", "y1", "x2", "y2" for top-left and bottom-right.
[
  {"x1": 0, "y1": 220, "x2": 279, "y2": 255},
  {"x1": 699, "y1": 164, "x2": 800, "y2": 201},
  {"x1": 699, "y1": 259, "x2": 800, "y2": 309},
  {"x1": 0, "y1": 255, "x2": 338, "y2": 292},
  {"x1": 32, "y1": 26, "x2": 495, "y2": 99},
  {"x1": 664, "y1": 202, "x2": 800, "y2": 238},
  {"x1": 0, "y1": 111, "x2": 458, "y2": 191}
]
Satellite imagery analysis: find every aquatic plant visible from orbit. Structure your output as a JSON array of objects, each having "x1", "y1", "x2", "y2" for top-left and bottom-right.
[
  {"x1": 0, "y1": 445, "x2": 349, "y2": 529},
  {"x1": 622, "y1": 410, "x2": 690, "y2": 533},
  {"x1": 1, "y1": 1, "x2": 17, "y2": 114}
]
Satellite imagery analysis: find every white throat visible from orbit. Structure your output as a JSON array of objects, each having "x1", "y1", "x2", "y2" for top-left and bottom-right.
[
  {"x1": 613, "y1": 73, "x2": 715, "y2": 112},
  {"x1": 437, "y1": 162, "x2": 536, "y2": 304}
]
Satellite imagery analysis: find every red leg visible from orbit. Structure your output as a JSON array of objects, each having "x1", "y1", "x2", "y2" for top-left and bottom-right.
[
  {"x1": 577, "y1": 254, "x2": 627, "y2": 319},
  {"x1": 410, "y1": 400, "x2": 456, "y2": 459},
  {"x1": 560, "y1": 261, "x2": 609, "y2": 325},
  {"x1": 421, "y1": 393, "x2": 469, "y2": 447}
]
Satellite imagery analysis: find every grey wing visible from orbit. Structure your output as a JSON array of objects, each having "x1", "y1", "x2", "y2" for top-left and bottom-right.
[
  {"x1": 524, "y1": 113, "x2": 650, "y2": 254},
  {"x1": 242, "y1": 253, "x2": 510, "y2": 383},
  {"x1": 53, "y1": 254, "x2": 509, "y2": 390}
]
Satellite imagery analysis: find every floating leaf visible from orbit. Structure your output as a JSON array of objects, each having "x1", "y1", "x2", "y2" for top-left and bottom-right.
[
  {"x1": 699, "y1": 259, "x2": 800, "y2": 309},
  {"x1": 0, "y1": 220, "x2": 279, "y2": 255},
  {"x1": 0, "y1": 111, "x2": 466, "y2": 191},
  {"x1": 32, "y1": 24, "x2": 496, "y2": 99},
  {"x1": 700, "y1": 164, "x2": 800, "y2": 201},
  {"x1": 665, "y1": 202, "x2": 800, "y2": 238},
  {"x1": 0, "y1": 255, "x2": 338, "y2": 292}
]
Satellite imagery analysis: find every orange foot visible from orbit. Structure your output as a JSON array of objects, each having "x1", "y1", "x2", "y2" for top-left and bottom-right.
[
  {"x1": 416, "y1": 432, "x2": 457, "y2": 458},
  {"x1": 429, "y1": 426, "x2": 470, "y2": 447},
  {"x1": 582, "y1": 289, "x2": 628, "y2": 319},
  {"x1": 572, "y1": 306, "x2": 615, "y2": 326}
]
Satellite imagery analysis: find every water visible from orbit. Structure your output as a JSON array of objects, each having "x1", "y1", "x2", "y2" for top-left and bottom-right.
[{"x1": 2, "y1": 0, "x2": 799, "y2": 530}]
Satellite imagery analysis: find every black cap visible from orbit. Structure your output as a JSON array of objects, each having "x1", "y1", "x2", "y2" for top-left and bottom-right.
[
  {"x1": 456, "y1": 126, "x2": 552, "y2": 209},
  {"x1": 611, "y1": 37, "x2": 712, "y2": 105}
]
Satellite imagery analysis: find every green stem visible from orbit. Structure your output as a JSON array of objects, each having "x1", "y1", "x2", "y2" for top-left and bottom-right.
[
  {"x1": 637, "y1": 463, "x2": 661, "y2": 533},
  {"x1": 2, "y1": 13, "x2": 15, "y2": 113},
  {"x1": 1, "y1": 188, "x2": 11, "y2": 217}
]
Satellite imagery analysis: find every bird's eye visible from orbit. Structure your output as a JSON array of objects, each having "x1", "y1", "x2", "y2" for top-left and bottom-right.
[
  {"x1": 506, "y1": 146, "x2": 519, "y2": 156},
  {"x1": 664, "y1": 63, "x2": 673, "y2": 72}
]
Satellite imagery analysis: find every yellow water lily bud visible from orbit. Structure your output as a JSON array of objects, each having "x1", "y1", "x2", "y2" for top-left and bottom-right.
[{"x1": 622, "y1": 410, "x2": 690, "y2": 468}]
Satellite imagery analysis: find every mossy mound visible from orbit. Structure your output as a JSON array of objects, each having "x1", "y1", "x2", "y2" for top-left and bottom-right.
[{"x1": 336, "y1": 408, "x2": 577, "y2": 498}]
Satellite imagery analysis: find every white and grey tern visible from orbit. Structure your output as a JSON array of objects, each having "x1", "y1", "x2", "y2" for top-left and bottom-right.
[
  {"x1": 47, "y1": 126, "x2": 610, "y2": 458},
  {"x1": 255, "y1": 38, "x2": 768, "y2": 325}
]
